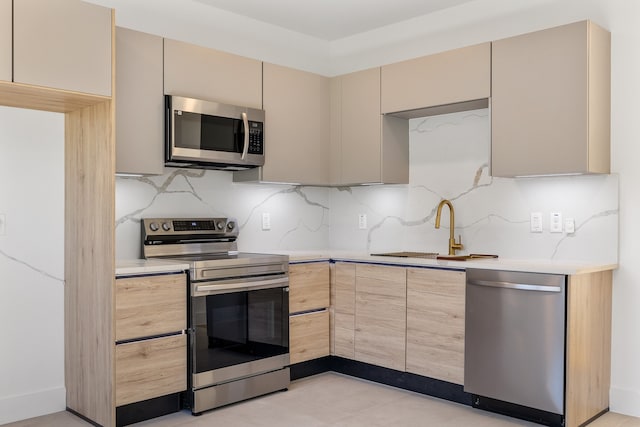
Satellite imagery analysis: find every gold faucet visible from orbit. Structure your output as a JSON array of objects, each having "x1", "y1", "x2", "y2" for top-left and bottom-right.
[{"x1": 435, "y1": 199, "x2": 463, "y2": 256}]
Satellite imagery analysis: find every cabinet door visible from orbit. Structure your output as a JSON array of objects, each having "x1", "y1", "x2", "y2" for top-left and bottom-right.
[
  {"x1": 0, "y1": 0, "x2": 10, "y2": 82},
  {"x1": 381, "y1": 43, "x2": 490, "y2": 114},
  {"x1": 289, "y1": 262, "x2": 330, "y2": 314},
  {"x1": 115, "y1": 334, "x2": 187, "y2": 406},
  {"x1": 335, "y1": 67, "x2": 408, "y2": 185},
  {"x1": 340, "y1": 68, "x2": 382, "y2": 184},
  {"x1": 116, "y1": 27, "x2": 164, "y2": 175},
  {"x1": 13, "y1": 0, "x2": 112, "y2": 96},
  {"x1": 245, "y1": 63, "x2": 330, "y2": 185},
  {"x1": 406, "y1": 268, "x2": 465, "y2": 384},
  {"x1": 115, "y1": 273, "x2": 186, "y2": 341},
  {"x1": 492, "y1": 20, "x2": 610, "y2": 176},
  {"x1": 333, "y1": 262, "x2": 356, "y2": 359},
  {"x1": 164, "y1": 38, "x2": 262, "y2": 109},
  {"x1": 355, "y1": 264, "x2": 406, "y2": 371},
  {"x1": 290, "y1": 310, "x2": 330, "y2": 364}
]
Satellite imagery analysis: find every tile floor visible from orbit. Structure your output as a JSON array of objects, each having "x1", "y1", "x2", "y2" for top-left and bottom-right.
[{"x1": 5, "y1": 373, "x2": 640, "y2": 427}]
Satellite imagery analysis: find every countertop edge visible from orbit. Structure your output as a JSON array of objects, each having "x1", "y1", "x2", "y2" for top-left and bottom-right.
[
  {"x1": 116, "y1": 259, "x2": 190, "y2": 276},
  {"x1": 287, "y1": 253, "x2": 618, "y2": 275}
]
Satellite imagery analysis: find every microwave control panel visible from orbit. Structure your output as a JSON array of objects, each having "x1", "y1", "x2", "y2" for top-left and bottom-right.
[{"x1": 248, "y1": 121, "x2": 263, "y2": 154}]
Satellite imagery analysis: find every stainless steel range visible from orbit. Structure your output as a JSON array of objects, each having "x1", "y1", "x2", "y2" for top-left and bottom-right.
[{"x1": 142, "y1": 217, "x2": 290, "y2": 415}]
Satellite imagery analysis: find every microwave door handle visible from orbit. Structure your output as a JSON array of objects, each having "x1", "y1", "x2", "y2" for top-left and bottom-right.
[{"x1": 241, "y1": 112, "x2": 249, "y2": 160}]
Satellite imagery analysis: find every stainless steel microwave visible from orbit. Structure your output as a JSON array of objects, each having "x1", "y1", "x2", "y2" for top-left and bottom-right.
[{"x1": 165, "y1": 95, "x2": 265, "y2": 170}]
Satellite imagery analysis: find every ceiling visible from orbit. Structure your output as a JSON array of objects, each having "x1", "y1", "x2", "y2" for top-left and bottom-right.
[{"x1": 192, "y1": 0, "x2": 477, "y2": 40}]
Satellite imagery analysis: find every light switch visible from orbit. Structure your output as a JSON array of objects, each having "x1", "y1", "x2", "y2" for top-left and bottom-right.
[
  {"x1": 0, "y1": 214, "x2": 5, "y2": 236},
  {"x1": 550, "y1": 212, "x2": 563, "y2": 233},
  {"x1": 261, "y1": 212, "x2": 271, "y2": 231},
  {"x1": 530, "y1": 212, "x2": 543, "y2": 233}
]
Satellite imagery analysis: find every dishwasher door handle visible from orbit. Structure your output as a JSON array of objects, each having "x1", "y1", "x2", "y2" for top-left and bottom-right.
[{"x1": 468, "y1": 280, "x2": 562, "y2": 293}]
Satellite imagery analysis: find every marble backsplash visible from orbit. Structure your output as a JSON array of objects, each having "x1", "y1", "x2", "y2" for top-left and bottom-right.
[{"x1": 116, "y1": 108, "x2": 618, "y2": 263}]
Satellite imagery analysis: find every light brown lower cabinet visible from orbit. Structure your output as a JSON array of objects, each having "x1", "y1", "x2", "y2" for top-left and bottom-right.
[
  {"x1": 406, "y1": 268, "x2": 465, "y2": 384},
  {"x1": 115, "y1": 334, "x2": 187, "y2": 407},
  {"x1": 289, "y1": 310, "x2": 330, "y2": 364},
  {"x1": 332, "y1": 263, "x2": 356, "y2": 359},
  {"x1": 354, "y1": 264, "x2": 407, "y2": 371},
  {"x1": 288, "y1": 262, "x2": 331, "y2": 364},
  {"x1": 565, "y1": 270, "x2": 613, "y2": 427},
  {"x1": 114, "y1": 272, "x2": 187, "y2": 407}
]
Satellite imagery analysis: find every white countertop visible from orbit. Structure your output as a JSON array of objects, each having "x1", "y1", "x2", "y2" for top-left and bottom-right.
[
  {"x1": 287, "y1": 251, "x2": 617, "y2": 275},
  {"x1": 116, "y1": 252, "x2": 617, "y2": 276},
  {"x1": 116, "y1": 259, "x2": 190, "y2": 276}
]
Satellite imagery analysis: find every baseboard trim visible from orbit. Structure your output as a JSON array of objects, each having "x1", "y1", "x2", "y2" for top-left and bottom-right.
[
  {"x1": 610, "y1": 386, "x2": 640, "y2": 418},
  {"x1": 0, "y1": 386, "x2": 66, "y2": 425}
]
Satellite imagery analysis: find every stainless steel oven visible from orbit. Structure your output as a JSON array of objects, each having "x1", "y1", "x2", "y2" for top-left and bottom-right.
[{"x1": 142, "y1": 218, "x2": 290, "y2": 414}]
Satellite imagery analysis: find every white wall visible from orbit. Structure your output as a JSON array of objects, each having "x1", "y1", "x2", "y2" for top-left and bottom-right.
[{"x1": 0, "y1": 107, "x2": 66, "y2": 424}]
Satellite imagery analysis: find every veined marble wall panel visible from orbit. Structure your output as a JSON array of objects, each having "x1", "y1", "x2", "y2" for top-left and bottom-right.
[
  {"x1": 116, "y1": 169, "x2": 331, "y2": 259},
  {"x1": 329, "y1": 109, "x2": 618, "y2": 263}
]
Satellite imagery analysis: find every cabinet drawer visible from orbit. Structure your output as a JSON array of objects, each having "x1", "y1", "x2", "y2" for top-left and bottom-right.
[
  {"x1": 289, "y1": 263, "x2": 330, "y2": 313},
  {"x1": 290, "y1": 310, "x2": 330, "y2": 364},
  {"x1": 115, "y1": 334, "x2": 187, "y2": 406},
  {"x1": 115, "y1": 273, "x2": 186, "y2": 341}
]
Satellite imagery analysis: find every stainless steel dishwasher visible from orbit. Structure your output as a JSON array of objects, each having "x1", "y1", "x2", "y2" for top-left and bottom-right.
[{"x1": 464, "y1": 268, "x2": 566, "y2": 427}]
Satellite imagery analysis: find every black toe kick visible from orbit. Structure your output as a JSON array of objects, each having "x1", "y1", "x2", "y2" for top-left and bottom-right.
[
  {"x1": 116, "y1": 392, "x2": 182, "y2": 427},
  {"x1": 290, "y1": 356, "x2": 472, "y2": 406},
  {"x1": 471, "y1": 395, "x2": 564, "y2": 427}
]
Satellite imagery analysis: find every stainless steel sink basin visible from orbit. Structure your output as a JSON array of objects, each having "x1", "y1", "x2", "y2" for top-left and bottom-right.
[
  {"x1": 370, "y1": 251, "x2": 439, "y2": 259},
  {"x1": 371, "y1": 252, "x2": 498, "y2": 261}
]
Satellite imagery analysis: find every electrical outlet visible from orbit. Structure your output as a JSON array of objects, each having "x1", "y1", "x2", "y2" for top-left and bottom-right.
[
  {"x1": 261, "y1": 212, "x2": 271, "y2": 231},
  {"x1": 0, "y1": 214, "x2": 5, "y2": 236},
  {"x1": 358, "y1": 214, "x2": 367, "y2": 230},
  {"x1": 550, "y1": 212, "x2": 563, "y2": 233},
  {"x1": 530, "y1": 212, "x2": 543, "y2": 233},
  {"x1": 565, "y1": 218, "x2": 575, "y2": 234}
]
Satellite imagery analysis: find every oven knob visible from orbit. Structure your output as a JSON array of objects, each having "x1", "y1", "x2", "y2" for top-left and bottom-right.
[
  {"x1": 149, "y1": 222, "x2": 159, "y2": 232},
  {"x1": 216, "y1": 221, "x2": 225, "y2": 230},
  {"x1": 162, "y1": 222, "x2": 171, "y2": 231},
  {"x1": 227, "y1": 221, "x2": 235, "y2": 231}
]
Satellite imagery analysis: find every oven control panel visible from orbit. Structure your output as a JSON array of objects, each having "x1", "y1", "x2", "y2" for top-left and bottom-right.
[{"x1": 142, "y1": 217, "x2": 239, "y2": 239}]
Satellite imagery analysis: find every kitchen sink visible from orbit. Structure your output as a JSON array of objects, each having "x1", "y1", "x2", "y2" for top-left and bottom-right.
[
  {"x1": 371, "y1": 251, "x2": 439, "y2": 259},
  {"x1": 371, "y1": 252, "x2": 498, "y2": 261}
]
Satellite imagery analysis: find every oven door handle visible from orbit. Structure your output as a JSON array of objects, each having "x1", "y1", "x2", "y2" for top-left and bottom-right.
[{"x1": 195, "y1": 277, "x2": 289, "y2": 294}]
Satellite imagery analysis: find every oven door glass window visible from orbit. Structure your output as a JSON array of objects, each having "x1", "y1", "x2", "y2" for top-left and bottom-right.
[{"x1": 193, "y1": 287, "x2": 289, "y2": 374}]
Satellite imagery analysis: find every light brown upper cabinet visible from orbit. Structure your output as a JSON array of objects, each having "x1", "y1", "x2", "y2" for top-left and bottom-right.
[
  {"x1": 0, "y1": 0, "x2": 10, "y2": 82},
  {"x1": 331, "y1": 68, "x2": 409, "y2": 185},
  {"x1": 492, "y1": 20, "x2": 611, "y2": 177},
  {"x1": 234, "y1": 63, "x2": 331, "y2": 185},
  {"x1": 13, "y1": 0, "x2": 112, "y2": 96},
  {"x1": 116, "y1": 27, "x2": 165, "y2": 175},
  {"x1": 164, "y1": 38, "x2": 262, "y2": 109},
  {"x1": 381, "y1": 43, "x2": 491, "y2": 116}
]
